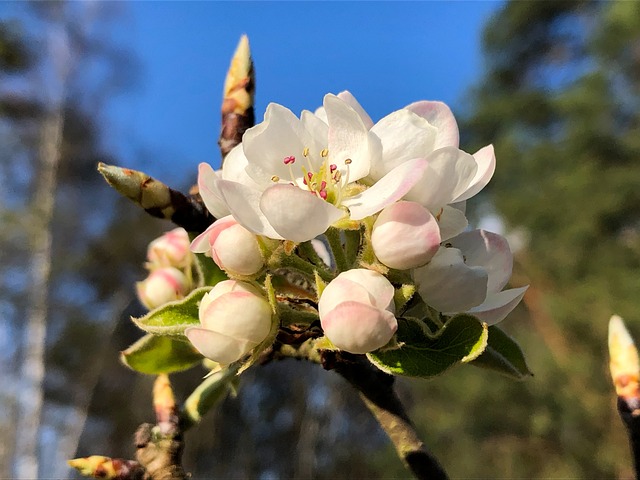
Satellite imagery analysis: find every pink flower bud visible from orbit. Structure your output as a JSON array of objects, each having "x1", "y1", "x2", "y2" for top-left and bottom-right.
[
  {"x1": 185, "y1": 280, "x2": 272, "y2": 364},
  {"x1": 136, "y1": 267, "x2": 190, "y2": 310},
  {"x1": 147, "y1": 228, "x2": 192, "y2": 269},
  {"x1": 191, "y1": 215, "x2": 264, "y2": 276},
  {"x1": 371, "y1": 201, "x2": 441, "y2": 270},
  {"x1": 318, "y1": 269, "x2": 398, "y2": 354}
]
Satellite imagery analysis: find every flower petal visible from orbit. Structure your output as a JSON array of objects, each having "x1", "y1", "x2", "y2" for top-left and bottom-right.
[
  {"x1": 197, "y1": 163, "x2": 231, "y2": 218},
  {"x1": 324, "y1": 94, "x2": 380, "y2": 182},
  {"x1": 217, "y1": 179, "x2": 283, "y2": 239},
  {"x1": 336, "y1": 91, "x2": 374, "y2": 129},
  {"x1": 321, "y1": 301, "x2": 397, "y2": 354},
  {"x1": 190, "y1": 223, "x2": 215, "y2": 254},
  {"x1": 201, "y1": 291, "x2": 272, "y2": 343},
  {"x1": 467, "y1": 286, "x2": 528, "y2": 325},
  {"x1": 413, "y1": 247, "x2": 488, "y2": 313},
  {"x1": 259, "y1": 184, "x2": 344, "y2": 242},
  {"x1": 185, "y1": 327, "x2": 255, "y2": 365},
  {"x1": 313, "y1": 90, "x2": 374, "y2": 129},
  {"x1": 338, "y1": 269, "x2": 396, "y2": 312},
  {"x1": 318, "y1": 277, "x2": 374, "y2": 319},
  {"x1": 404, "y1": 147, "x2": 477, "y2": 210},
  {"x1": 449, "y1": 230, "x2": 512, "y2": 294},
  {"x1": 242, "y1": 103, "x2": 306, "y2": 188},
  {"x1": 343, "y1": 158, "x2": 429, "y2": 220},
  {"x1": 405, "y1": 100, "x2": 459, "y2": 149},
  {"x1": 370, "y1": 108, "x2": 437, "y2": 180},
  {"x1": 453, "y1": 144, "x2": 496, "y2": 202},
  {"x1": 437, "y1": 205, "x2": 468, "y2": 241},
  {"x1": 222, "y1": 145, "x2": 261, "y2": 188}
]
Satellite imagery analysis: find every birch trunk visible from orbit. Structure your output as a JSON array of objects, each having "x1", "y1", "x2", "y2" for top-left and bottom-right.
[{"x1": 14, "y1": 95, "x2": 66, "y2": 480}]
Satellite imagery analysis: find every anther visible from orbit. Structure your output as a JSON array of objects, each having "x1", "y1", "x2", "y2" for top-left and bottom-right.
[
  {"x1": 344, "y1": 158, "x2": 352, "y2": 165},
  {"x1": 283, "y1": 156, "x2": 296, "y2": 165},
  {"x1": 303, "y1": 147, "x2": 310, "y2": 157},
  {"x1": 271, "y1": 175, "x2": 280, "y2": 182},
  {"x1": 321, "y1": 148, "x2": 329, "y2": 158}
]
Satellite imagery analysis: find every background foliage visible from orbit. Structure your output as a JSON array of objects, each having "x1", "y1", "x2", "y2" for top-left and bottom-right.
[{"x1": 1, "y1": 1, "x2": 639, "y2": 478}]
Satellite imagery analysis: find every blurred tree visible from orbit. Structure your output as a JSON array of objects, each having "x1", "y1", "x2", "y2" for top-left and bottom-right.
[{"x1": 385, "y1": 1, "x2": 640, "y2": 478}]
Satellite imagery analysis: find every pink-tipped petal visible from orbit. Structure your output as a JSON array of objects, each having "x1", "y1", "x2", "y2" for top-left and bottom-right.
[
  {"x1": 337, "y1": 269, "x2": 396, "y2": 312},
  {"x1": 449, "y1": 230, "x2": 512, "y2": 294},
  {"x1": 454, "y1": 144, "x2": 496, "y2": 202},
  {"x1": 201, "y1": 291, "x2": 272, "y2": 343},
  {"x1": 185, "y1": 327, "x2": 254, "y2": 365},
  {"x1": 259, "y1": 184, "x2": 344, "y2": 242},
  {"x1": 405, "y1": 100, "x2": 460, "y2": 149},
  {"x1": 321, "y1": 302, "x2": 397, "y2": 354},
  {"x1": 190, "y1": 224, "x2": 215, "y2": 254},
  {"x1": 467, "y1": 286, "x2": 528, "y2": 325},
  {"x1": 343, "y1": 158, "x2": 429, "y2": 220},
  {"x1": 318, "y1": 277, "x2": 374, "y2": 319}
]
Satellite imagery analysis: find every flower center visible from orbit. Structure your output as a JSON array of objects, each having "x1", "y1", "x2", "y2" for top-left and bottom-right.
[{"x1": 271, "y1": 148, "x2": 352, "y2": 206}]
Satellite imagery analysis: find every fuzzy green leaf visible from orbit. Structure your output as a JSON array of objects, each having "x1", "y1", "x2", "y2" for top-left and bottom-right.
[
  {"x1": 470, "y1": 326, "x2": 533, "y2": 380},
  {"x1": 121, "y1": 334, "x2": 203, "y2": 374},
  {"x1": 367, "y1": 314, "x2": 488, "y2": 378},
  {"x1": 132, "y1": 287, "x2": 211, "y2": 337}
]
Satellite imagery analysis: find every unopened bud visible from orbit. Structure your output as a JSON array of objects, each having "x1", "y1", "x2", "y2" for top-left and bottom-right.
[
  {"x1": 147, "y1": 227, "x2": 192, "y2": 269},
  {"x1": 318, "y1": 269, "x2": 397, "y2": 354},
  {"x1": 191, "y1": 215, "x2": 264, "y2": 276},
  {"x1": 371, "y1": 201, "x2": 441, "y2": 270},
  {"x1": 185, "y1": 280, "x2": 272, "y2": 364},
  {"x1": 136, "y1": 267, "x2": 190, "y2": 310}
]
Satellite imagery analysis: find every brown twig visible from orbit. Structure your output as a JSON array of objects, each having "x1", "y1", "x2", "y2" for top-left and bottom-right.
[{"x1": 269, "y1": 342, "x2": 449, "y2": 479}]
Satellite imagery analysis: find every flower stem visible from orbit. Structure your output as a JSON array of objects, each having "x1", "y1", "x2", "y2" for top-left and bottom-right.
[
  {"x1": 277, "y1": 250, "x2": 334, "y2": 282},
  {"x1": 325, "y1": 228, "x2": 349, "y2": 273}
]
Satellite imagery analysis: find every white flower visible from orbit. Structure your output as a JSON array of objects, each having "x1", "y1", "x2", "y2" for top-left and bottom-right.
[
  {"x1": 371, "y1": 201, "x2": 441, "y2": 270},
  {"x1": 136, "y1": 267, "x2": 190, "y2": 310},
  {"x1": 412, "y1": 229, "x2": 527, "y2": 325},
  {"x1": 198, "y1": 94, "x2": 430, "y2": 242},
  {"x1": 318, "y1": 269, "x2": 398, "y2": 354},
  {"x1": 185, "y1": 280, "x2": 272, "y2": 364},
  {"x1": 191, "y1": 215, "x2": 264, "y2": 276},
  {"x1": 319, "y1": 91, "x2": 496, "y2": 241}
]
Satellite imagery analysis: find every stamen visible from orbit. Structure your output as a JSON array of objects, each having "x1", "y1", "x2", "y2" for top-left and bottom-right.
[
  {"x1": 303, "y1": 147, "x2": 310, "y2": 157},
  {"x1": 321, "y1": 148, "x2": 329, "y2": 158},
  {"x1": 283, "y1": 155, "x2": 296, "y2": 165},
  {"x1": 271, "y1": 175, "x2": 280, "y2": 182},
  {"x1": 330, "y1": 164, "x2": 337, "y2": 173}
]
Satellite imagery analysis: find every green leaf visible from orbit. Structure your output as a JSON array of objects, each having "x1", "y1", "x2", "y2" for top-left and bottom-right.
[
  {"x1": 367, "y1": 314, "x2": 488, "y2": 378},
  {"x1": 132, "y1": 287, "x2": 211, "y2": 336},
  {"x1": 121, "y1": 334, "x2": 203, "y2": 374},
  {"x1": 470, "y1": 326, "x2": 533, "y2": 380},
  {"x1": 194, "y1": 252, "x2": 227, "y2": 286}
]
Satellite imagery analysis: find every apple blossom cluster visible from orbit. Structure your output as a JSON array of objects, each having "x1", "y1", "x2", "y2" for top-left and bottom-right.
[
  {"x1": 140, "y1": 92, "x2": 527, "y2": 366},
  {"x1": 136, "y1": 228, "x2": 196, "y2": 310}
]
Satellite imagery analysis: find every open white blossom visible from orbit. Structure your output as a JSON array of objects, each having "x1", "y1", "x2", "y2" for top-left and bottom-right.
[
  {"x1": 413, "y1": 230, "x2": 527, "y2": 325},
  {"x1": 198, "y1": 94, "x2": 431, "y2": 242},
  {"x1": 318, "y1": 91, "x2": 496, "y2": 241}
]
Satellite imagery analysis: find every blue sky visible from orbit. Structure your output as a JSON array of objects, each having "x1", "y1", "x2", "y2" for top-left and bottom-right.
[{"x1": 107, "y1": 1, "x2": 503, "y2": 179}]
